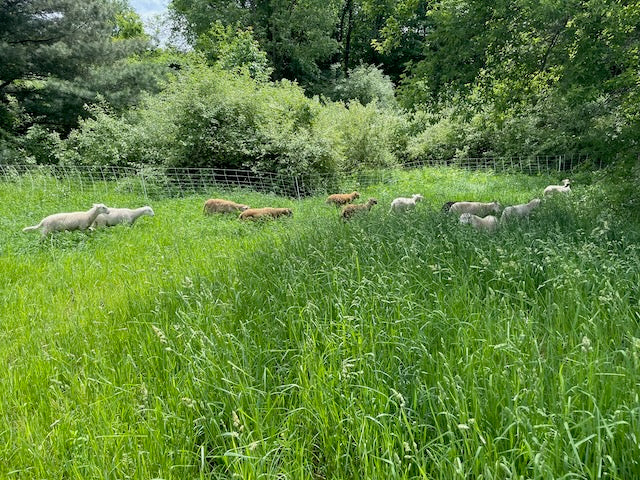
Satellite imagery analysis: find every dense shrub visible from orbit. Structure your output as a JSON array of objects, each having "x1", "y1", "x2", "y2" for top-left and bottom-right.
[
  {"x1": 332, "y1": 64, "x2": 396, "y2": 108},
  {"x1": 58, "y1": 63, "x2": 410, "y2": 192},
  {"x1": 316, "y1": 100, "x2": 407, "y2": 172}
]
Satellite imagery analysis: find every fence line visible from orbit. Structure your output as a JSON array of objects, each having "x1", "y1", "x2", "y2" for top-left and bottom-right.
[{"x1": 0, "y1": 155, "x2": 585, "y2": 200}]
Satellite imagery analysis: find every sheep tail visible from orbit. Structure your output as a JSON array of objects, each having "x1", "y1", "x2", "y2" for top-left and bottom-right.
[{"x1": 22, "y1": 224, "x2": 40, "y2": 233}]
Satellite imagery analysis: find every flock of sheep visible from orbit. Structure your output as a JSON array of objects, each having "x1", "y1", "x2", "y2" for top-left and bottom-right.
[
  {"x1": 448, "y1": 178, "x2": 571, "y2": 232},
  {"x1": 21, "y1": 178, "x2": 571, "y2": 237}
]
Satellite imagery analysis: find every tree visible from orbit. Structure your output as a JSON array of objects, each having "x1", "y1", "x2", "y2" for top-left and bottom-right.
[
  {"x1": 170, "y1": 0, "x2": 343, "y2": 89},
  {"x1": 0, "y1": 0, "x2": 162, "y2": 137},
  {"x1": 370, "y1": 0, "x2": 640, "y2": 160},
  {"x1": 195, "y1": 22, "x2": 272, "y2": 81}
]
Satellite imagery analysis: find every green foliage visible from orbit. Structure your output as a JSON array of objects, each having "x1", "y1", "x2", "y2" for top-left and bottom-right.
[
  {"x1": 195, "y1": 23, "x2": 272, "y2": 81},
  {"x1": 317, "y1": 100, "x2": 406, "y2": 172},
  {"x1": 332, "y1": 64, "x2": 396, "y2": 107},
  {"x1": 59, "y1": 64, "x2": 409, "y2": 184},
  {"x1": 171, "y1": 0, "x2": 342, "y2": 89},
  {"x1": 0, "y1": 0, "x2": 164, "y2": 139},
  {"x1": 378, "y1": 0, "x2": 640, "y2": 164}
]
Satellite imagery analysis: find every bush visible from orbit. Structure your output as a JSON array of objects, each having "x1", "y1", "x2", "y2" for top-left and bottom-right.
[
  {"x1": 332, "y1": 64, "x2": 396, "y2": 108},
  {"x1": 316, "y1": 100, "x2": 407, "y2": 172},
  {"x1": 57, "y1": 63, "x2": 412, "y2": 193}
]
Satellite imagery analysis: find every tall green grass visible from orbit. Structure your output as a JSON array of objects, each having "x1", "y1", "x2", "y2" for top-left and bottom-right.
[{"x1": 1, "y1": 167, "x2": 639, "y2": 479}]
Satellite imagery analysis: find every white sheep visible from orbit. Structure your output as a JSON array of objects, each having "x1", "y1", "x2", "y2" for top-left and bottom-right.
[
  {"x1": 543, "y1": 179, "x2": 571, "y2": 196},
  {"x1": 91, "y1": 206, "x2": 155, "y2": 228},
  {"x1": 390, "y1": 194, "x2": 424, "y2": 212},
  {"x1": 459, "y1": 213, "x2": 499, "y2": 233},
  {"x1": 449, "y1": 201, "x2": 502, "y2": 217},
  {"x1": 501, "y1": 198, "x2": 541, "y2": 222},
  {"x1": 23, "y1": 203, "x2": 110, "y2": 236}
]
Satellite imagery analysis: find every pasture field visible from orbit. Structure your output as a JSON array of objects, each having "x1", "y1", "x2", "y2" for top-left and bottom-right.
[{"x1": 1, "y1": 167, "x2": 639, "y2": 479}]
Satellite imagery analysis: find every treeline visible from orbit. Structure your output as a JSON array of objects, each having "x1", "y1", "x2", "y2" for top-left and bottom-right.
[{"x1": 1, "y1": 0, "x2": 639, "y2": 178}]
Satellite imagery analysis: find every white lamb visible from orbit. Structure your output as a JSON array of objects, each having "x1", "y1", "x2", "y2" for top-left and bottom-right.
[
  {"x1": 91, "y1": 206, "x2": 155, "y2": 228},
  {"x1": 23, "y1": 203, "x2": 110, "y2": 236},
  {"x1": 449, "y1": 201, "x2": 502, "y2": 217},
  {"x1": 501, "y1": 198, "x2": 541, "y2": 222},
  {"x1": 459, "y1": 213, "x2": 499, "y2": 233},
  {"x1": 390, "y1": 194, "x2": 424, "y2": 213},
  {"x1": 543, "y1": 179, "x2": 571, "y2": 196}
]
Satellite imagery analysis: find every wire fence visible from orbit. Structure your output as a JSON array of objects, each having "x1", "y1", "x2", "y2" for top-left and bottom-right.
[
  {"x1": 0, "y1": 155, "x2": 587, "y2": 200},
  {"x1": 402, "y1": 154, "x2": 591, "y2": 173}
]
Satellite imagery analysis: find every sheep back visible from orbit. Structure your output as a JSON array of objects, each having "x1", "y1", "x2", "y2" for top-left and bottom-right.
[
  {"x1": 450, "y1": 201, "x2": 501, "y2": 216},
  {"x1": 92, "y1": 206, "x2": 154, "y2": 227},
  {"x1": 239, "y1": 207, "x2": 293, "y2": 220},
  {"x1": 326, "y1": 191, "x2": 360, "y2": 206},
  {"x1": 341, "y1": 198, "x2": 378, "y2": 220},
  {"x1": 204, "y1": 198, "x2": 250, "y2": 214}
]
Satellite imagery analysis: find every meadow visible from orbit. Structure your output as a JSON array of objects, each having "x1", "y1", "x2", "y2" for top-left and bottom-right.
[{"x1": 1, "y1": 167, "x2": 639, "y2": 479}]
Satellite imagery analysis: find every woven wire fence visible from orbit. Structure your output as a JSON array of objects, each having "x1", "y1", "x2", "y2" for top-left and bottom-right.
[
  {"x1": 0, "y1": 155, "x2": 585, "y2": 200},
  {"x1": 402, "y1": 154, "x2": 591, "y2": 173}
]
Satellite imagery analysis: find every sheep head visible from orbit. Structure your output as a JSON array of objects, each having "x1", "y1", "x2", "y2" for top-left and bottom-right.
[
  {"x1": 459, "y1": 213, "x2": 473, "y2": 224},
  {"x1": 93, "y1": 203, "x2": 110, "y2": 215}
]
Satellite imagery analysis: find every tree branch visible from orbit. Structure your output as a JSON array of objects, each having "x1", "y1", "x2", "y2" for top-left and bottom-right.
[{"x1": 8, "y1": 36, "x2": 63, "y2": 45}]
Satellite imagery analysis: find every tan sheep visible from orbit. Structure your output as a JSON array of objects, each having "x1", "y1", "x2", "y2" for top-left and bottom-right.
[
  {"x1": 341, "y1": 198, "x2": 378, "y2": 220},
  {"x1": 326, "y1": 191, "x2": 360, "y2": 206},
  {"x1": 449, "y1": 201, "x2": 502, "y2": 217},
  {"x1": 204, "y1": 198, "x2": 250, "y2": 214},
  {"x1": 239, "y1": 207, "x2": 293, "y2": 220},
  {"x1": 23, "y1": 203, "x2": 110, "y2": 236},
  {"x1": 459, "y1": 212, "x2": 499, "y2": 233}
]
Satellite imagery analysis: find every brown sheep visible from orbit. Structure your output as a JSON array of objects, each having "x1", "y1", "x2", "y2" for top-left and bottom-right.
[
  {"x1": 326, "y1": 191, "x2": 360, "y2": 206},
  {"x1": 239, "y1": 207, "x2": 293, "y2": 220},
  {"x1": 204, "y1": 198, "x2": 250, "y2": 214},
  {"x1": 341, "y1": 198, "x2": 378, "y2": 220}
]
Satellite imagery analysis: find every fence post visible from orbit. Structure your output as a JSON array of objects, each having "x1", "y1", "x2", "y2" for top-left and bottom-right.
[
  {"x1": 139, "y1": 169, "x2": 148, "y2": 200},
  {"x1": 294, "y1": 176, "x2": 301, "y2": 200}
]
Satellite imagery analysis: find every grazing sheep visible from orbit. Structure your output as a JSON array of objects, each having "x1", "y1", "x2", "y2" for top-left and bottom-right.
[
  {"x1": 204, "y1": 198, "x2": 250, "y2": 214},
  {"x1": 501, "y1": 198, "x2": 541, "y2": 222},
  {"x1": 543, "y1": 179, "x2": 571, "y2": 196},
  {"x1": 91, "y1": 206, "x2": 154, "y2": 228},
  {"x1": 449, "y1": 201, "x2": 502, "y2": 217},
  {"x1": 390, "y1": 194, "x2": 424, "y2": 212},
  {"x1": 239, "y1": 207, "x2": 293, "y2": 220},
  {"x1": 23, "y1": 203, "x2": 110, "y2": 236},
  {"x1": 459, "y1": 213, "x2": 499, "y2": 233},
  {"x1": 341, "y1": 198, "x2": 378, "y2": 220},
  {"x1": 326, "y1": 191, "x2": 360, "y2": 206}
]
